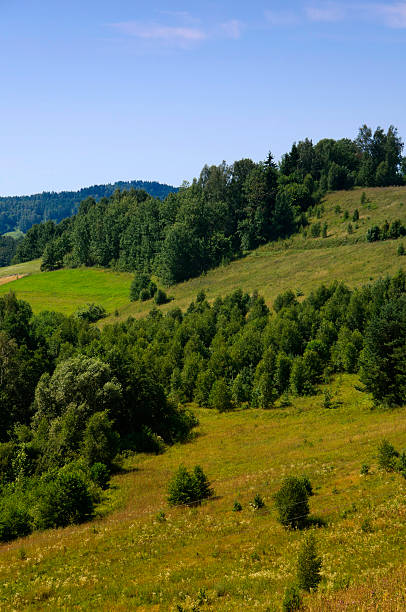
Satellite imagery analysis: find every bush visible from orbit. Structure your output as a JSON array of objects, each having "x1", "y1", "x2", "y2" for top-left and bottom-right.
[
  {"x1": 377, "y1": 439, "x2": 399, "y2": 472},
  {"x1": 360, "y1": 463, "x2": 370, "y2": 476},
  {"x1": 155, "y1": 289, "x2": 169, "y2": 305},
  {"x1": 129, "y1": 273, "x2": 151, "y2": 301},
  {"x1": 0, "y1": 503, "x2": 32, "y2": 542},
  {"x1": 398, "y1": 243, "x2": 405, "y2": 256},
  {"x1": 250, "y1": 493, "x2": 265, "y2": 510},
  {"x1": 89, "y1": 462, "x2": 110, "y2": 490},
  {"x1": 233, "y1": 500, "x2": 242, "y2": 512},
  {"x1": 208, "y1": 379, "x2": 233, "y2": 412},
  {"x1": 296, "y1": 534, "x2": 322, "y2": 592},
  {"x1": 139, "y1": 288, "x2": 151, "y2": 302},
  {"x1": 274, "y1": 476, "x2": 310, "y2": 529},
  {"x1": 74, "y1": 303, "x2": 106, "y2": 323},
  {"x1": 35, "y1": 471, "x2": 94, "y2": 529},
  {"x1": 282, "y1": 584, "x2": 303, "y2": 611},
  {"x1": 167, "y1": 465, "x2": 213, "y2": 506}
]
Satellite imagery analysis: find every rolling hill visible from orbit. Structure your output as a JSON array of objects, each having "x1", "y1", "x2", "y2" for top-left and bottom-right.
[
  {"x1": 0, "y1": 185, "x2": 406, "y2": 610},
  {"x1": 0, "y1": 179, "x2": 178, "y2": 235}
]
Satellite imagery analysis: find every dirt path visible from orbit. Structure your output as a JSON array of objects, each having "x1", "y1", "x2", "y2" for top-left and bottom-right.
[{"x1": 0, "y1": 274, "x2": 26, "y2": 286}]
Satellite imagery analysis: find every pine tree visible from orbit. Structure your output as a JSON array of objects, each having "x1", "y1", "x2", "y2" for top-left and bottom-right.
[{"x1": 296, "y1": 534, "x2": 322, "y2": 592}]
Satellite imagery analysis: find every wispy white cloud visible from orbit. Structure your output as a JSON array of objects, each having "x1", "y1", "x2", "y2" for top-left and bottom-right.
[
  {"x1": 305, "y1": 3, "x2": 346, "y2": 22},
  {"x1": 112, "y1": 21, "x2": 206, "y2": 45},
  {"x1": 219, "y1": 19, "x2": 242, "y2": 39},
  {"x1": 372, "y1": 2, "x2": 406, "y2": 28},
  {"x1": 110, "y1": 15, "x2": 244, "y2": 48}
]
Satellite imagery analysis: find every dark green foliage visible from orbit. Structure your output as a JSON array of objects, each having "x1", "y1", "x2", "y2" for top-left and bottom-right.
[
  {"x1": 35, "y1": 470, "x2": 94, "y2": 529},
  {"x1": 377, "y1": 439, "x2": 399, "y2": 472},
  {"x1": 360, "y1": 463, "x2": 370, "y2": 476},
  {"x1": 208, "y1": 378, "x2": 233, "y2": 412},
  {"x1": 155, "y1": 289, "x2": 169, "y2": 305},
  {"x1": 233, "y1": 500, "x2": 242, "y2": 512},
  {"x1": 274, "y1": 476, "x2": 310, "y2": 529},
  {"x1": 167, "y1": 465, "x2": 213, "y2": 506},
  {"x1": 74, "y1": 303, "x2": 106, "y2": 323},
  {"x1": 282, "y1": 584, "x2": 303, "y2": 611},
  {"x1": 0, "y1": 180, "x2": 176, "y2": 235},
  {"x1": 367, "y1": 219, "x2": 406, "y2": 242},
  {"x1": 250, "y1": 493, "x2": 265, "y2": 510},
  {"x1": 353, "y1": 208, "x2": 359, "y2": 222},
  {"x1": 296, "y1": 534, "x2": 322, "y2": 592},
  {"x1": 0, "y1": 235, "x2": 21, "y2": 267},
  {"x1": 130, "y1": 274, "x2": 151, "y2": 302},
  {"x1": 360, "y1": 292, "x2": 406, "y2": 405},
  {"x1": 82, "y1": 412, "x2": 119, "y2": 467},
  {"x1": 89, "y1": 462, "x2": 110, "y2": 489},
  {"x1": 0, "y1": 503, "x2": 32, "y2": 542},
  {"x1": 397, "y1": 243, "x2": 405, "y2": 256}
]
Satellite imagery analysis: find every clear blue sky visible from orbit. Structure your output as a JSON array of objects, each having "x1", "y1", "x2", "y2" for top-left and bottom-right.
[{"x1": 1, "y1": 0, "x2": 405, "y2": 195}]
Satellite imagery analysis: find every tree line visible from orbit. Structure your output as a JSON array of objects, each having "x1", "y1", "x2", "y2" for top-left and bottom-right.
[
  {"x1": 11, "y1": 124, "x2": 406, "y2": 284},
  {"x1": 1, "y1": 270, "x2": 404, "y2": 540},
  {"x1": 0, "y1": 179, "x2": 177, "y2": 235}
]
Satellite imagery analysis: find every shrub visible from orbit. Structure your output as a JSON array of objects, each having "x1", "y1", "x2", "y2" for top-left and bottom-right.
[
  {"x1": 398, "y1": 243, "x2": 405, "y2": 256},
  {"x1": 310, "y1": 222, "x2": 321, "y2": 238},
  {"x1": 167, "y1": 465, "x2": 213, "y2": 507},
  {"x1": 129, "y1": 273, "x2": 151, "y2": 301},
  {"x1": 347, "y1": 223, "x2": 353, "y2": 235},
  {"x1": 139, "y1": 288, "x2": 151, "y2": 302},
  {"x1": 74, "y1": 303, "x2": 106, "y2": 323},
  {"x1": 0, "y1": 503, "x2": 32, "y2": 542},
  {"x1": 282, "y1": 584, "x2": 303, "y2": 611},
  {"x1": 208, "y1": 378, "x2": 233, "y2": 412},
  {"x1": 377, "y1": 439, "x2": 398, "y2": 472},
  {"x1": 155, "y1": 289, "x2": 169, "y2": 305},
  {"x1": 274, "y1": 476, "x2": 310, "y2": 529},
  {"x1": 352, "y1": 208, "x2": 359, "y2": 222},
  {"x1": 360, "y1": 463, "x2": 370, "y2": 476},
  {"x1": 322, "y1": 222, "x2": 328, "y2": 238},
  {"x1": 89, "y1": 462, "x2": 110, "y2": 490},
  {"x1": 296, "y1": 534, "x2": 322, "y2": 592},
  {"x1": 250, "y1": 493, "x2": 265, "y2": 510},
  {"x1": 35, "y1": 471, "x2": 94, "y2": 529},
  {"x1": 233, "y1": 500, "x2": 242, "y2": 512}
]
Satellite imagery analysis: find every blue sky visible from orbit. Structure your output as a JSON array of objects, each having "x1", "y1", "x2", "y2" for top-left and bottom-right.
[{"x1": 1, "y1": 0, "x2": 406, "y2": 195}]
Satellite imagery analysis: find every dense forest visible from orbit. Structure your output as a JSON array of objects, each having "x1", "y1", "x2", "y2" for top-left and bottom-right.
[
  {"x1": 0, "y1": 179, "x2": 177, "y2": 235},
  {"x1": 12, "y1": 125, "x2": 406, "y2": 284},
  {"x1": 0, "y1": 270, "x2": 405, "y2": 541}
]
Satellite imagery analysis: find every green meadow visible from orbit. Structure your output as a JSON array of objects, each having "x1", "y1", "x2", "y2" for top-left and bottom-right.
[
  {"x1": 1, "y1": 186, "x2": 406, "y2": 610},
  {"x1": 1, "y1": 375, "x2": 406, "y2": 610},
  {"x1": 0, "y1": 267, "x2": 132, "y2": 315}
]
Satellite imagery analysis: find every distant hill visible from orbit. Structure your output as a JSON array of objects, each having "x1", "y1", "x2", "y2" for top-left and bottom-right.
[{"x1": 0, "y1": 180, "x2": 178, "y2": 234}]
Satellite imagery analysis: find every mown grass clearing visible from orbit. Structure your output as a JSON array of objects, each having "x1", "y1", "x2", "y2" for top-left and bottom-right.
[
  {"x1": 0, "y1": 267, "x2": 132, "y2": 315},
  {"x1": 1, "y1": 375, "x2": 406, "y2": 610}
]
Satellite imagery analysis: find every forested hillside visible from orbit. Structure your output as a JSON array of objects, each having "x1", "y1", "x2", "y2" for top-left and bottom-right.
[
  {"x1": 0, "y1": 180, "x2": 177, "y2": 235},
  {"x1": 12, "y1": 124, "x2": 406, "y2": 285}
]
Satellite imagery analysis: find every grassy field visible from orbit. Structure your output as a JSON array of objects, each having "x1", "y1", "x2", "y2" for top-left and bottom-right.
[
  {"x1": 1, "y1": 186, "x2": 406, "y2": 610},
  {"x1": 0, "y1": 267, "x2": 132, "y2": 315},
  {"x1": 1, "y1": 375, "x2": 406, "y2": 610},
  {"x1": 0, "y1": 186, "x2": 405, "y2": 321}
]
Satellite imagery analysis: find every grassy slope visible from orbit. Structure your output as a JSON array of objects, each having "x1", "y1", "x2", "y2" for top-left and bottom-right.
[
  {"x1": 1, "y1": 377, "x2": 406, "y2": 610},
  {"x1": 0, "y1": 186, "x2": 405, "y2": 318},
  {"x1": 1, "y1": 186, "x2": 406, "y2": 609}
]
